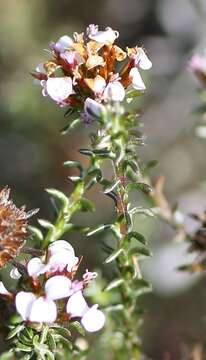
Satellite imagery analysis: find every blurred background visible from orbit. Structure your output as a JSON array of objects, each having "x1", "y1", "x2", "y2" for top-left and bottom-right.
[{"x1": 1, "y1": 0, "x2": 206, "y2": 358}]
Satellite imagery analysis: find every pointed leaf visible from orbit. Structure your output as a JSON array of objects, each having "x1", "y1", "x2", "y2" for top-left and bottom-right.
[
  {"x1": 105, "y1": 278, "x2": 124, "y2": 291},
  {"x1": 126, "y1": 182, "x2": 153, "y2": 195},
  {"x1": 103, "y1": 180, "x2": 120, "y2": 193},
  {"x1": 63, "y1": 161, "x2": 83, "y2": 177},
  {"x1": 61, "y1": 118, "x2": 81, "y2": 134},
  {"x1": 28, "y1": 226, "x2": 43, "y2": 241},
  {"x1": 104, "y1": 248, "x2": 124, "y2": 264},
  {"x1": 130, "y1": 207, "x2": 155, "y2": 217},
  {"x1": 87, "y1": 224, "x2": 112, "y2": 236},
  {"x1": 38, "y1": 219, "x2": 55, "y2": 230},
  {"x1": 7, "y1": 324, "x2": 25, "y2": 340},
  {"x1": 129, "y1": 246, "x2": 152, "y2": 258},
  {"x1": 46, "y1": 189, "x2": 69, "y2": 208},
  {"x1": 125, "y1": 231, "x2": 147, "y2": 245},
  {"x1": 70, "y1": 321, "x2": 85, "y2": 336}
]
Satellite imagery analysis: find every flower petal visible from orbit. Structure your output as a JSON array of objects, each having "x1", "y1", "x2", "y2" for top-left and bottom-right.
[
  {"x1": 0, "y1": 281, "x2": 11, "y2": 295},
  {"x1": 81, "y1": 305, "x2": 105, "y2": 332},
  {"x1": 48, "y1": 240, "x2": 75, "y2": 256},
  {"x1": 55, "y1": 35, "x2": 73, "y2": 53},
  {"x1": 85, "y1": 75, "x2": 106, "y2": 94},
  {"x1": 66, "y1": 291, "x2": 89, "y2": 317},
  {"x1": 46, "y1": 77, "x2": 73, "y2": 102},
  {"x1": 45, "y1": 275, "x2": 71, "y2": 300},
  {"x1": 29, "y1": 297, "x2": 57, "y2": 323},
  {"x1": 48, "y1": 251, "x2": 78, "y2": 272},
  {"x1": 89, "y1": 27, "x2": 119, "y2": 45},
  {"x1": 27, "y1": 257, "x2": 47, "y2": 277},
  {"x1": 10, "y1": 267, "x2": 22, "y2": 280},
  {"x1": 103, "y1": 81, "x2": 125, "y2": 102},
  {"x1": 15, "y1": 292, "x2": 37, "y2": 321},
  {"x1": 84, "y1": 98, "x2": 104, "y2": 119},
  {"x1": 137, "y1": 48, "x2": 152, "y2": 70},
  {"x1": 129, "y1": 67, "x2": 146, "y2": 91}
]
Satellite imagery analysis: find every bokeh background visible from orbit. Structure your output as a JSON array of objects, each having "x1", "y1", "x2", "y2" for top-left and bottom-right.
[{"x1": 1, "y1": 0, "x2": 206, "y2": 358}]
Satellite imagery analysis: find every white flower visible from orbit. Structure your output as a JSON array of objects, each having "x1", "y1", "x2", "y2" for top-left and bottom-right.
[
  {"x1": 84, "y1": 98, "x2": 104, "y2": 119},
  {"x1": 81, "y1": 305, "x2": 105, "y2": 332},
  {"x1": 48, "y1": 240, "x2": 75, "y2": 256},
  {"x1": 135, "y1": 48, "x2": 152, "y2": 70},
  {"x1": 0, "y1": 281, "x2": 11, "y2": 296},
  {"x1": 47, "y1": 251, "x2": 79, "y2": 273},
  {"x1": 66, "y1": 291, "x2": 105, "y2": 333},
  {"x1": 45, "y1": 275, "x2": 71, "y2": 300},
  {"x1": 66, "y1": 291, "x2": 89, "y2": 317},
  {"x1": 15, "y1": 291, "x2": 57, "y2": 323},
  {"x1": 103, "y1": 81, "x2": 125, "y2": 101},
  {"x1": 46, "y1": 77, "x2": 74, "y2": 103},
  {"x1": 27, "y1": 257, "x2": 47, "y2": 277},
  {"x1": 54, "y1": 35, "x2": 73, "y2": 53},
  {"x1": 29, "y1": 297, "x2": 57, "y2": 323},
  {"x1": 10, "y1": 267, "x2": 22, "y2": 280},
  {"x1": 129, "y1": 67, "x2": 146, "y2": 91},
  {"x1": 88, "y1": 26, "x2": 119, "y2": 45},
  {"x1": 15, "y1": 292, "x2": 37, "y2": 321}
]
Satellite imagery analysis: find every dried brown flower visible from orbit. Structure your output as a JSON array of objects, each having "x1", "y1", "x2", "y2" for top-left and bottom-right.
[{"x1": 0, "y1": 187, "x2": 38, "y2": 268}]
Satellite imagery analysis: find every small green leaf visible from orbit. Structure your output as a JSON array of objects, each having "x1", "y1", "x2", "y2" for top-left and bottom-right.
[
  {"x1": 46, "y1": 189, "x2": 69, "y2": 209},
  {"x1": 133, "y1": 279, "x2": 152, "y2": 297},
  {"x1": 52, "y1": 326, "x2": 71, "y2": 339},
  {"x1": 93, "y1": 149, "x2": 115, "y2": 159},
  {"x1": 70, "y1": 321, "x2": 85, "y2": 336},
  {"x1": 126, "y1": 182, "x2": 153, "y2": 195},
  {"x1": 77, "y1": 198, "x2": 94, "y2": 212},
  {"x1": 130, "y1": 207, "x2": 155, "y2": 217},
  {"x1": 104, "y1": 248, "x2": 124, "y2": 264},
  {"x1": 87, "y1": 224, "x2": 112, "y2": 236},
  {"x1": 16, "y1": 342, "x2": 33, "y2": 352},
  {"x1": 63, "y1": 161, "x2": 84, "y2": 177},
  {"x1": 44, "y1": 350, "x2": 55, "y2": 360},
  {"x1": 7, "y1": 323, "x2": 25, "y2": 340},
  {"x1": 40, "y1": 326, "x2": 49, "y2": 344},
  {"x1": 37, "y1": 219, "x2": 55, "y2": 230},
  {"x1": 33, "y1": 334, "x2": 40, "y2": 347},
  {"x1": 105, "y1": 304, "x2": 124, "y2": 312},
  {"x1": 47, "y1": 332, "x2": 56, "y2": 351},
  {"x1": 28, "y1": 226, "x2": 44, "y2": 242},
  {"x1": 79, "y1": 148, "x2": 93, "y2": 156},
  {"x1": 125, "y1": 231, "x2": 147, "y2": 245},
  {"x1": 103, "y1": 180, "x2": 120, "y2": 193},
  {"x1": 129, "y1": 245, "x2": 152, "y2": 258},
  {"x1": 18, "y1": 333, "x2": 32, "y2": 346},
  {"x1": 105, "y1": 278, "x2": 124, "y2": 291},
  {"x1": 61, "y1": 118, "x2": 81, "y2": 134}
]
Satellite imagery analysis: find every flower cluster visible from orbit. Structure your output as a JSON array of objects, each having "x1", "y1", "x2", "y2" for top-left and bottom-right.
[
  {"x1": 32, "y1": 24, "x2": 152, "y2": 121},
  {"x1": 0, "y1": 240, "x2": 105, "y2": 333},
  {"x1": 0, "y1": 187, "x2": 38, "y2": 268}
]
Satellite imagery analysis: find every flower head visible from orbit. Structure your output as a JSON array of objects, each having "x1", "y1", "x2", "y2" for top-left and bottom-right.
[
  {"x1": 0, "y1": 187, "x2": 38, "y2": 268},
  {"x1": 32, "y1": 24, "x2": 152, "y2": 120},
  {"x1": 1, "y1": 239, "x2": 105, "y2": 332}
]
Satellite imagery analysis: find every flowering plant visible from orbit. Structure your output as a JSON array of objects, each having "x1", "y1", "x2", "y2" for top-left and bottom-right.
[{"x1": 0, "y1": 24, "x2": 154, "y2": 360}]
